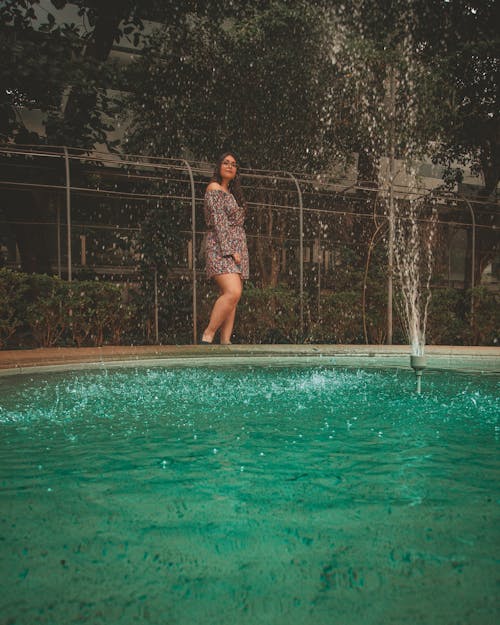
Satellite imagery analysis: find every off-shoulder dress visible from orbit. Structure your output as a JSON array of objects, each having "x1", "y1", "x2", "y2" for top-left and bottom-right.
[{"x1": 203, "y1": 188, "x2": 249, "y2": 280}]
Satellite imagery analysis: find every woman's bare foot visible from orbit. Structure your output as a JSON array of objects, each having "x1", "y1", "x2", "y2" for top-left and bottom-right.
[{"x1": 201, "y1": 330, "x2": 214, "y2": 344}]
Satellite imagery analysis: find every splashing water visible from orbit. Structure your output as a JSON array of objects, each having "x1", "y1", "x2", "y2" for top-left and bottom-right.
[
  {"x1": 329, "y1": 1, "x2": 440, "y2": 355},
  {"x1": 0, "y1": 364, "x2": 498, "y2": 625}
]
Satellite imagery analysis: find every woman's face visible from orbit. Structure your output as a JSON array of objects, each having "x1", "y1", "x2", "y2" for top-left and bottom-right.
[{"x1": 219, "y1": 154, "x2": 238, "y2": 181}]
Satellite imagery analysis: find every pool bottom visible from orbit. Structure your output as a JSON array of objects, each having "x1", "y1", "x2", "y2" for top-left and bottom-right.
[
  {"x1": 0, "y1": 364, "x2": 498, "y2": 625},
  {"x1": 3, "y1": 482, "x2": 497, "y2": 624}
]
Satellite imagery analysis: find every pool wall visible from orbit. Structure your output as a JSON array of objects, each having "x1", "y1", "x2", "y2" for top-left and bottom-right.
[{"x1": 0, "y1": 345, "x2": 498, "y2": 377}]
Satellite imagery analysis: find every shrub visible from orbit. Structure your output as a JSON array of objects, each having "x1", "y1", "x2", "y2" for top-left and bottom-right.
[
  {"x1": 426, "y1": 288, "x2": 469, "y2": 345},
  {"x1": 308, "y1": 291, "x2": 364, "y2": 343},
  {"x1": 0, "y1": 272, "x2": 135, "y2": 348},
  {"x1": 68, "y1": 281, "x2": 130, "y2": 346},
  {"x1": 235, "y1": 284, "x2": 300, "y2": 343},
  {"x1": 469, "y1": 287, "x2": 499, "y2": 345},
  {"x1": 25, "y1": 274, "x2": 70, "y2": 347},
  {"x1": 0, "y1": 269, "x2": 30, "y2": 348},
  {"x1": 96, "y1": 283, "x2": 134, "y2": 346},
  {"x1": 67, "y1": 283, "x2": 95, "y2": 347},
  {"x1": 158, "y1": 277, "x2": 196, "y2": 345}
]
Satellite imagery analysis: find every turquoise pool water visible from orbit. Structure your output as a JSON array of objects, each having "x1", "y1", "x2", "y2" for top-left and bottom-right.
[{"x1": 0, "y1": 364, "x2": 499, "y2": 625}]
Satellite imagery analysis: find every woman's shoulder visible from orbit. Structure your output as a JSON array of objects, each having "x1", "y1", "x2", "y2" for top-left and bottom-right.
[{"x1": 206, "y1": 182, "x2": 228, "y2": 194}]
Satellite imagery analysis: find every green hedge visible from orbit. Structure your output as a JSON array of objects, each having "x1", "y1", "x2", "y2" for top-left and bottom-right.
[
  {"x1": 426, "y1": 288, "x2": 469, "y2": 345},
  {"x1": 1, "y1": 269, "x2": 498, "y2": 348},
  {"x1": 236, "y1": 284, "x2": 301, "y2": 343},
  {"x1": 468, "y1": 287, "x2": 499, "y2": 345},
  {"x1": 426, "y1": 287, "x2": 499, "y2": 346},
  {"x1": 0, "y1": 269, "x2": 137, "y2": 348},
  {"x1": 0, "y1": 269, "x2": 30, "y2": 348}
]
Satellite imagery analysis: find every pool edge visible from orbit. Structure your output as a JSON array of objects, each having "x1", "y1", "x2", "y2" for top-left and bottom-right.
[{"x1": 0, "y1": 345, "x2": 499, "y2": 377}]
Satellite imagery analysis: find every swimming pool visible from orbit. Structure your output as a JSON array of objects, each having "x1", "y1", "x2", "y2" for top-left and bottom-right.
[{"x1": 1, "y1": 362, "x2": 499, "y2": 624}]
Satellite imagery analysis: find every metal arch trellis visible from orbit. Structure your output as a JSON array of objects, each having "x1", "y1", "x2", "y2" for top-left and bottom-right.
[
  {"x1": 181, "y1": 158, "x2": 198, "y2": 345},
  {"x1": 0, "y1": 143, "x2": 497, "y2": 344},
  {"x1": 63, "y1": 147, "x2": 72, "y2": 282},
  {"x1": 284, "y1": 171, "x2": 304, "y2": 340}
]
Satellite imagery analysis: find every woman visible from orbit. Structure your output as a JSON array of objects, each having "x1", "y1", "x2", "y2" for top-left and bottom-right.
[{"x1": 200, "y1": 152, "x2": 249, "y2": 344}]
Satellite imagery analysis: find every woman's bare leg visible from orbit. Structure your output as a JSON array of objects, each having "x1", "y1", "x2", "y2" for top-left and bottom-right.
[
  {"x1": 220, "y1": 305, "x2": 237, "y2": 344},
  {"x1": 201, "y1": 273, "x2": 242, "y2": 343}
]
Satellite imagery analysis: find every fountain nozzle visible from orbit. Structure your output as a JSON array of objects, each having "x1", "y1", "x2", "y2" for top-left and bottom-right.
[{"x1": 410, "y1": 355, "x2": 427, "y2": 394}]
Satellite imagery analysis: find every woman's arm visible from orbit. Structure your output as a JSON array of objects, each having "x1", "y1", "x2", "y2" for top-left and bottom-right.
[{"x1": 206, "y1": 190, "x2": 235, "y2": 258}]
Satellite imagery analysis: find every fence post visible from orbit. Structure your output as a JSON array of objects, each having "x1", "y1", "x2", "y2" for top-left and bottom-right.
[
  {"x1": 286, "y1": 172, "x2": 304, "y2": 341},
  {"x1": 386, "y1": 65, "x2": 396, "y2": 345},
  {"x1": 154, "y1": 268, "x2": 159, "y2": 344},
  {"x1": 459, "y1": 194, "x2": 476, "y2": 322},
  {"x1": 63, "y1": 146, "x2": 72, "y2": 282},
  {"x1": 56, "y1": 203, "x2": 61, "y2": 278},
  {"x1": 183, "y1": 160, "x2": 198, "y2": 344}
]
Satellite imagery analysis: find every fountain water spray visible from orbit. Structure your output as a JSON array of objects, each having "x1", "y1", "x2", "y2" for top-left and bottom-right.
[
  {"x1": 393, "y1": 190, "x2": 438, "y2": 392},
  {"x1": 329, "y1": 2, "x2": 441, "y2": 390}
]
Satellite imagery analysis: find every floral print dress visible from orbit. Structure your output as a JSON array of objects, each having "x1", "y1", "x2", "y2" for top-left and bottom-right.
[{"x1": 204, "y1": 189, "x2": 249, "y2": 279}]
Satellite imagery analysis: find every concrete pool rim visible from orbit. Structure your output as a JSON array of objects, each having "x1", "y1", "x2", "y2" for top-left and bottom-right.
[{"x1": 0, "y1": 344, "x2": 499, "y2": 378}]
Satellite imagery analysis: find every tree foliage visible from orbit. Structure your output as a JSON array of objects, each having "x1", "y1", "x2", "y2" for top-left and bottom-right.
[
  {"x1": 125, "y1": 1, "x2": 339, "y2": 171},
  {"x1": 421, "y1": 0, "x2": 499, "y2": 195},
  {"x1": 1, "y1": 0, "x2": 76, "y2": 143},
  {"x1": 2, "y1": 0, "x2": 497, "y2": 192},
  {"x1": 332, "y1": 0, "x2": 499, "y2": 192},
  {"x1": 1, "y1": 0, "x2": 148, "y2": 148}
]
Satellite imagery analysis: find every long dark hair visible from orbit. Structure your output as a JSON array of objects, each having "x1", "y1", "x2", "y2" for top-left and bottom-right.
[{"x1": 211, "y1": 151, "x2": 246, "y2": 211}]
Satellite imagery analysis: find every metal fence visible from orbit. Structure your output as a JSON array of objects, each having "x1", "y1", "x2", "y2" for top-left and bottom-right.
[{"x1": 0, "y1": 144, "x2": 498, "y2": 344}]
